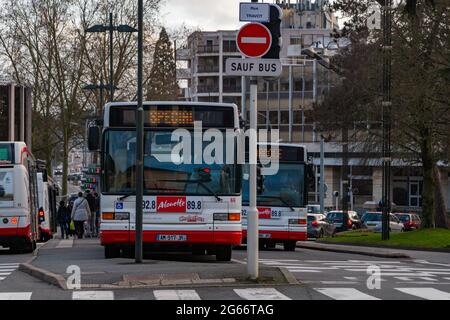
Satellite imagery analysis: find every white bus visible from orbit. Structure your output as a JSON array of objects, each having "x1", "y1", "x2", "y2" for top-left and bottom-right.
[
  {"x1": 37, "y1": 171, "x2": 58, "y2": 242},
  {"x1": 0, "y1": 142, "x2": 39, "y2": 253},
  {"x1": 242, "y1": 143, "x2": 311, "y2": 251},
  {"x1": 89, "y1": 102, "x2": 243, "y2": 261}
]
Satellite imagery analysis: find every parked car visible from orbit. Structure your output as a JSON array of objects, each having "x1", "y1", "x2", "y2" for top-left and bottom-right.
[
  {"x1": 0, "y1": 185, "x2": 5, "y2": 197},
  {"x1": 364, "y1": 212, "x2": 405, "y2": 232},
  {"x1": 307, "y1": 214, "x2": 336, "y2": 238},
  {"x1": 395, "y1": 213, "x2": 422, "y2": 231},
  {"x1": 326, "y1": 210, "x2": 362, "y2": 232}
]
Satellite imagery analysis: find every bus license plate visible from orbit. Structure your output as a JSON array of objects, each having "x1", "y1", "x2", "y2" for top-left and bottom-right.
[{"x1": 157, "y1": 235, "x2": 187, "y2": 242}]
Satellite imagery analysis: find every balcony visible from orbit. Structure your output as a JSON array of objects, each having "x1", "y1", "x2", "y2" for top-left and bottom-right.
[
  {"x1": 223, "y1": 44, "x2": 238, "y2": 53},
  {"x1": 197, "y1": 45, "x2": 219, "y2": 54},
  {"x1": 197, "y1": 65, "x2": 220, "y2": 73},
  {"x1": 176, "y1": 48, "x2": 191, "y2": 60},
  {"x1": 197, "y1": 85, "x2": 219, "y2": 93},
  {"x1": 223, "y1": 85, "x2": 242, "y2": 93}
]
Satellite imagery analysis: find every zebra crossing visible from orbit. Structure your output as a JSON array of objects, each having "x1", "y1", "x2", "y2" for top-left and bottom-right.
[
  {"x1": 0, "y1": 287, "x2": 449, "y2": 300},
  {"x1": 0, "y1": 263, "x2": 19, "y2": 282},
  {"x1": 259, "y1": 258, "x2": 450, "y2": 284}
]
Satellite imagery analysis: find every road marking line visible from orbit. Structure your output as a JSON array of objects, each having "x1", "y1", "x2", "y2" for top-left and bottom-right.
[
  {"x1": 0, "y1": 277, "x2": 5, "y2": 281},
  {"x1": 234, "y1": 288, "x2": 291, "y2": 300},
  {"x1": 315, "y1": 288, "x2": 380, "y2": 300},
  {"x1": 0, "y1": 292, "x2": 32, "y2": 300},
  {"x1": 0, "y1": 269, "x2": 15, "y2": 272},
  {"x1": 287, "y1": 270, "x2": 321, "y2": 273},
  {"x1": 72, "y1": 291, "x2": 114, "y2": 300},
  {"x1": 395, "y1": 288, "x2": 450, "y2": 300},
  {"x1": 0, "y1": 263, "x2": 19, "y2": 266},
  {"x1": 56, "y1": 240, "x2": 74, "y2": 248},
  {"x1": 153, "y1": 290, "x2": 201, "y2": 300},
  {"x1": 241, "y1": 37, "x2": 267, "y2": 44},
  {"x1": 344, "y1": 277, "x2": 358, "y2": 280},
  {"x1": 0, "y1": 273, "x2": 12, "y2": 276},
  {"x1": 321, "y1": 281, "x2": 358, "y2": 285}
]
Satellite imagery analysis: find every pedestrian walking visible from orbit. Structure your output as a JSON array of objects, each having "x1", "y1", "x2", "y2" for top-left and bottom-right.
[
  {"x1": 85, "y1": 190, "x2": 96, "y2": 237},
  {"x1": 71, "y1": 192, "x2": 91, "y2": 239},
  {"x1": 93, "y1": 192, "x2": 100, "y2": 237},
  {"x1": 57, "y1": 201, "x2": 71, "y2": 239}
]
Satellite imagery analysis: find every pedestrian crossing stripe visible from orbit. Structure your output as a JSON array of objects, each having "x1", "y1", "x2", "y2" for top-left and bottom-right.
[
  {"x1": 72, "y1": 291, "x2": 114, "y2": 300},
  {"x1": 153, "y1": 290, "x2": 201, "y2": 300},
  {"x1": 233, "y1": 288, "x2": 291, "y2": 300},
  {"x1": 395, "y1": 288, "x2": 450, "y2": 300},
  {"x1": 0, "y1": 292, "x2": 32, "y2": 300},
  {"x1": 0, "y1": 287, "x2": 449, "y2": 300},
  {"x1": 315, "y1": 288, "x2": 380, "y2": 300}
]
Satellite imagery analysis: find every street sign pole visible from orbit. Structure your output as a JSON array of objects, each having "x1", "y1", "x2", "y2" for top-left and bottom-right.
[
  {"x1": 320, "y1": 135, "x2": 325, "y2": 214},
  {"x1": 135, "y1": 0, "x2": 144, "y2": 263},
  {"x1": 247, "y1": 76, "x2": 259, "y2": 280}
]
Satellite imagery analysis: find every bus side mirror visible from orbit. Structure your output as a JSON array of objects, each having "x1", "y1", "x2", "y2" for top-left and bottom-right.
[{"x1": 88, "y1": 126, "x2": 101, "y2": 151}]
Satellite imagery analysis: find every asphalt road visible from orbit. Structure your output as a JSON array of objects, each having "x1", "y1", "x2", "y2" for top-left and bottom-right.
[{"x1": 1, "y1": 242, "x2": 449, "y2": 300}]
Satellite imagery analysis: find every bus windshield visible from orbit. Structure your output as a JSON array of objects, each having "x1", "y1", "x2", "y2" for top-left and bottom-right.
[
  {"x1": 103, "y1": 130, "x2": 240, "y2": 196},
  {"x1": 242, "y1": 163, "x2": 306, "y2": 208},
  {"x1": 0, "y1": 144, "x2": 14, "y2": 165}
]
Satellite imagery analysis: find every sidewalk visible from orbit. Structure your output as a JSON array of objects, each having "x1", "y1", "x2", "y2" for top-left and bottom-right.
[
  {"x1": 297, "y1": 241, "x2": 411, "y2": 258},
  {"x1": 20, "y1": 238, "x2": 290, "y2": 290}
]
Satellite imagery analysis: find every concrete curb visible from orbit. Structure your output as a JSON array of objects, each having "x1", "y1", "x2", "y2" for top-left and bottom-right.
[
  {"x1": 297, "y1": 242, "x2": 410, "y2": 259},
  {"x1": 278, "y1": 267, "x2": 299, "y2": 285},
  {"x1": 19, "y1": 263, "x2": 68, "y2": 290}
]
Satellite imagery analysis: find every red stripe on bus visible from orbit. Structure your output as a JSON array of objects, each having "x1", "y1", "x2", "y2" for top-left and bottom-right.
[
  {"x1": 100, "y1": 230, "x2": 242, "y2": 246},
  {"x1": 0, "y1": 225, "x2": 32, "y2": 239},
  {"x1": 242, "y1": 230, "x2": 307, "y2": 241}
]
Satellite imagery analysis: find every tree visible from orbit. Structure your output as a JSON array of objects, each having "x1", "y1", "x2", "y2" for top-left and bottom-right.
[
  {"x1": 146, "y1": 28, "x2": 178, "y2": 101},
  {"x1": 315, "y1": 0, "x2": 449, "y2": 228},
  {"x1": 0, "y1": 0, "x2": 162, "y2": 195}
]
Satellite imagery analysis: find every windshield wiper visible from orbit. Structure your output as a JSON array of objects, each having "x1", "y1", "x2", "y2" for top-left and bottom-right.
[
  {"x1": 158, "y1": 179, "x2": 223, "y2": 202},
  {"x1": 257, "y1": 195, "x2": 295, "y2": 212},
  {"x1": 118, "y1": 194, "x2": 132, "y2": 201}
]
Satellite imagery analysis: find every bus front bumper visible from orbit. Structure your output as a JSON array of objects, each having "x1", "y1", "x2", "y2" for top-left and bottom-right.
[{"x1": 100, "y1": 230, "x2": 242, "y2": 247}]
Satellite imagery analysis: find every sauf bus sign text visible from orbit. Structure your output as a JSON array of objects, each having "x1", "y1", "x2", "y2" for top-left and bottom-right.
[{"x1": 226, "y1": 21, "x2": 282, "y2": 77}]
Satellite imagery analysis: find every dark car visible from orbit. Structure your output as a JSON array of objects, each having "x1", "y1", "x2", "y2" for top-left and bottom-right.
[
  {"x1": 307, "y1": 214, "x2": 336, "y2": 238},
  {"x1": 326, "y1": 210, "x2": 363, "y2": 232},
  {"x1": 0, "y1": 185, "x2": 5, "y2": 197},
  {"x1": 395, "y1": 213, "x2": 422, "y2": 231}
]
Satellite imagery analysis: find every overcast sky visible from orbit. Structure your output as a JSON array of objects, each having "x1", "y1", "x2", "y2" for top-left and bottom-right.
[{"x1": 161, "y1": 0, "x2": 243, "y2": 31}]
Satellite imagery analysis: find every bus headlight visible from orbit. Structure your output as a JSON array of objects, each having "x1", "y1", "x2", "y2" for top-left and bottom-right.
[
  {"x1": 289, "y1": 219, "x2": 307, "y2": 225},
  {"x1": 114, "y1": 212, "x2": 130, "y2": 221},
  {"x1": 214, "y1": 213, "x2": 241, "y2": 221},
  {"x1": 214, "y1": 213, "x2": 228, "y2": 221}
]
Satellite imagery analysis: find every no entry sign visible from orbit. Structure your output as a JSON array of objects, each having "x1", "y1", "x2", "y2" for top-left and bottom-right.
[{"x1": 237, "y1": 23, "x2": 272, "y2": 58}]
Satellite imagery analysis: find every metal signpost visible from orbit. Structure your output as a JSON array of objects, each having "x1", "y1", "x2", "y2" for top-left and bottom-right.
[{"x1": 227, "y1": 1, "x2": 282, "y2": 280}]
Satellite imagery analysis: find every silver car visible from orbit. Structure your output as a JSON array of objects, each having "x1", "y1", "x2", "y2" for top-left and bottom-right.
[{"x1": 364, "y1": 212, "x2": 405, "y2": 233}]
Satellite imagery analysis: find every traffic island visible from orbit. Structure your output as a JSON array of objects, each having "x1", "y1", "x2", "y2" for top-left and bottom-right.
[{"x1": 19, "y1": 238, "x2": 296, "y2": 290}]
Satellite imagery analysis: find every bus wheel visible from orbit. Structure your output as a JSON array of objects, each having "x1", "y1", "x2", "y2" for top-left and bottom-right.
[
  {"x1": 121, "y1": 246, "x2": 135, "y2": 259},
  {"x1": 192, "y1": 247, "x2": 206, "y2": 256},
  {"x1": 23, "y1": 241, "x2": 34, "y2": 254},
  {"x1": 216, "y1": 246, "x2": 232, "y2": 262},
  {"x1": 104, "y1": 245, "x2": 120, "y2": 259},
  {"x1": 283, "y1": 241, "x2": 297, "y2": 252}
]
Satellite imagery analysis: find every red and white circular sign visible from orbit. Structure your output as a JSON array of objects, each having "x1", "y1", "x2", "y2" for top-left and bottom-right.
[{"x1": 237, "y1": 23, "x2": 272, "y2": 58}]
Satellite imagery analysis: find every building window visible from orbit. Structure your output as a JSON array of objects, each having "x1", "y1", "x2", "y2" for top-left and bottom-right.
[{"x1": 290, "y1": 37, "x2": 302, "y2": 45}]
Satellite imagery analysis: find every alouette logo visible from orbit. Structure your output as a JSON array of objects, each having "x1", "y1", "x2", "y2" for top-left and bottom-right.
[
  {"x1": 258, "y1": 207, "x2": 271, "y2": 219},
  {"x1": 157, "y1": 197, "x2": 186, "y2": 213}
]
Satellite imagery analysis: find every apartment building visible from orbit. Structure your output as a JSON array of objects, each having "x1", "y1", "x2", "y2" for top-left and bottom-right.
[
  {"x1": 176, "y1": 1, "x2": 450, "y2": 213},
  {"x1": 0, "y1": 80, "x2": 33, "y2": 149}
]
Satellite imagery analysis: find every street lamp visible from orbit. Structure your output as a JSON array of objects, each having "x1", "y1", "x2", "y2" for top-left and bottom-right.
[{"x1": 85, "y1": 13, "x2": 138, "y2": 102}]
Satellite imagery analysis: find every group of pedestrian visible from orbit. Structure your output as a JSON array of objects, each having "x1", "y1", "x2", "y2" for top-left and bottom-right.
[{"x1": 57, "y1": 190, "x2": 100, "y2": 240}]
